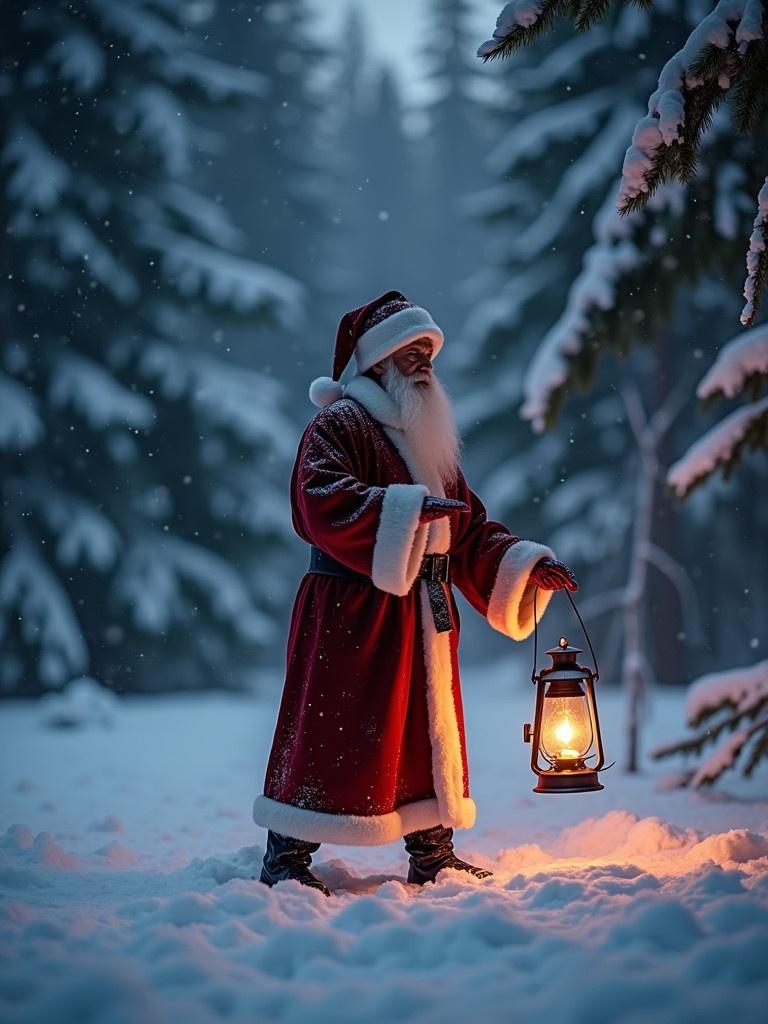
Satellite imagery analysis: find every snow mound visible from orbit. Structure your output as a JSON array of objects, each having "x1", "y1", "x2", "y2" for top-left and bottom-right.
[
  {"x1": 2, "y1": 690, "x2": 767, "y2": 1023},
  {"x1": 1, "y1": 826, "x2": 80, "y2": 872},
  {"x1": 39, "y1": 676, "x2": 119, "y2": 730}
]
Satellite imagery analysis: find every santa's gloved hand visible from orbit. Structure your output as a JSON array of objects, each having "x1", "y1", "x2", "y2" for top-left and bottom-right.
[
  {"x1": 531, "y1": 557, "x2": 579, "y2": 592},
  {"x1": 419, "y1": 496, "x2": 469, "y2": 523}
]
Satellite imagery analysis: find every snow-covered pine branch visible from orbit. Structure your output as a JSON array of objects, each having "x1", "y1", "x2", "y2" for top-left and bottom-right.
[
  {"x1": 697, "y1": 321, "x2": 768, "y2": 400},
  {"x1": 49, "y1": 355, "x2": 156, "y2": 431},
  {"x1": 0, "y1": 541, "x2": 89, "y2": 689},
  {"x1": 114, "y1": 534, "x2": 274, "y2": 645},
  {"x1": 652, "y1": 659, "x2": 768, "y2": 786},
  {"x1": 520, "y1": 180, "x2": 685, "y2": 431},
  {"x1": 137, "y1": 344, "x2": 297, "y2": 457},
  {"x1": 477, "y1": 0, "x2": 564, "y2": 60},
  {"x1": 667, "y1": 323, "x2": 768, "y2": 497},
  {"x1": 741, "y1": 177, "x2": 768, "y2": 326},
  {"x1": 667, "y1": 397, "x2": 768, "y2": 496},
  {"x1": 480, "y1": 0, "x2": 768, "y2": 322},
  {"x1": 617, "y1": 0, "x2": 764, "y2": 208},
  {"x1": 617, "y1": 0, "x2": 766, "y2": 321},
  {"x1": 486, "y1": 86, "x2": 618, "y2": 176},
  {"x1": 504, "y1": 103, "x2": 641, "y2": 262},
  {"x1": 137, "y1": 224, "x2": 304, "y2": 322},
  {"x1": 0, "y1": 372, "x2": 43, "y2": 449}
]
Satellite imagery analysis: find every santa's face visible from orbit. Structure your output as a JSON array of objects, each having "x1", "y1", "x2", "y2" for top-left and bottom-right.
[
  {"x1": 378, "y1": 338, "x2": 434, "y2": 387},
  {"x1": 377, "y1": 351, "x2": 461, "y2": 487}
]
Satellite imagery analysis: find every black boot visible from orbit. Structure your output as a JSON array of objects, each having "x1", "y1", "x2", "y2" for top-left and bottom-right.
[
  {"x1": 259, "y1": 830, "x2": 331, "y2": 896},
  {"x1": 404, "y1": 825, "x2": 493, "y2": 885}
]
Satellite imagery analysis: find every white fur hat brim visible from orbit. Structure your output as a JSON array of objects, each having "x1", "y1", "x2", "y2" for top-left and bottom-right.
[{"x1": 355, "y1": 306, "x2": 443, "y2": 373}]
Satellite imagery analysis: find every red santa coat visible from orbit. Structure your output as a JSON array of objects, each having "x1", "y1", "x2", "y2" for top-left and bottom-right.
[{"x1": 252, "y1": 375, "x2": 554, "y2": 846}]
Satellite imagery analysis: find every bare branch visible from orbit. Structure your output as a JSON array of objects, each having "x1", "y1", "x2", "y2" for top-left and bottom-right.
[
  {"x1": 648, "y1": 374, "x2": 691, "y2": 441},
  {"x1": 577, "y1": 587, "x2": 627, "y2": 620},
  {"x1": 639, "y1": 540, "x2": 705, "y2": 644}
]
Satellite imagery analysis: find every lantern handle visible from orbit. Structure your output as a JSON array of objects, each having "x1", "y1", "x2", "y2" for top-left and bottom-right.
[
  {"x1": 531, "y1": 586, "x2": 600, "y2": 683},
  {"x1": 565, "y1": 588, "x2": 599, "y2": 682}
]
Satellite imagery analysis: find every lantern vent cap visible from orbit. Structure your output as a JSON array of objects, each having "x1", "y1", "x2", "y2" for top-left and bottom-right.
[{"x1": 544, "y1": 641, "x2": 583, "y2": 657}]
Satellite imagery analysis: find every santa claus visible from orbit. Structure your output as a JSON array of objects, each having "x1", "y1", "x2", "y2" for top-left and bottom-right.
[{"x1": 253, "y1": 291, "x2": 577, "y2": 896}]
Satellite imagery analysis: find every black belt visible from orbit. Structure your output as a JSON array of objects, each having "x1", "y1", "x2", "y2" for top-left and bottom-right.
[{"x1": 308, "y1": 546, "x2": 453, "y2": 633}]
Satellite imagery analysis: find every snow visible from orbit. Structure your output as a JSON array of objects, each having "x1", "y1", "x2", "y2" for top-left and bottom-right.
[
  {"x1": 46, "y1": 30, "x2": 106, "y2": 95},
  {"x1": 520, "y1": 180, "x2": 688, "y2": 431},
  {"x1": 137, "y1": 224, "x2": 304, "y2": 322},
  {"x1": 49, "y1": 354, "x2": 155, "y2": 431},
  {"x1": 2, "y1": 672, "x2": 767, "y2": 1023},
  {"x1": 666, "y1": 396, "x2": 768, "y2": 497},
  {"x1": 3, "y1": 120, "x2": 71, "y2": 213},
  {"x1": 690, "y1": 724, "x2": 765, "y2": 789},
  {"x1": 93, "y1": 0, "x2": 180, "y2": 55},
  {"x1": 509, "y1": 29, "x2": 611, "y2": 92},
  {"x1": 487, "y1": 87, "x2": 618, "y2": 175},
  {"x1": 477, "y1": 1, "x2": 545, "y2": 58},
  {"x1": 159, "y1": 184, "x2": 244, "y2": 250},
  {"x1": 617, "y1": 0, "x2": 764, "y2": 209},
  {"x1": 0, "y1": 542, "x2": 88, "y2": 689},
  {"x1": 39, "y1": 677, "x2": 119, "y2": 730},
  {"x1": 114, "y1": 535, "x2": 274, "y2": 644},
  {"x1": 127, "y1": 85, "x2": 190, "y2": 176},
  {"x1": 0, "y1": 371, "x2": 43, "y2": 449},
  {"x1": 686, "y1": 660, "x2": 768, "y2": 723},
  {"x1": 741, "y1": 176, "x2": 768, "y2": 326},
  {"x1": 504, "y1": 104, "x2": 640, "y2": 261},
  {"x1": 697, "y1": 323, "x2": 768, "y2": 400},
  {"x1": 51, "y1": 211, "x2": 140, "y2": 303}
]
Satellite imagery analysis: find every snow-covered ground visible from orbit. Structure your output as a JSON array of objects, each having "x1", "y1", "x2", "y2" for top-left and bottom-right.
[{"x1": 2, "y1": 658, "x2": 768, "y2": 1023}]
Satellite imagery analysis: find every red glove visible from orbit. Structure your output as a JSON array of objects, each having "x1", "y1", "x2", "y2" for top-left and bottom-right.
[
  {"x1": 531, "y1": 557, "x2": 579, "y2": 591},
  {"x1": 419, "y1": 496, "x2": 469, "y2": 523}
]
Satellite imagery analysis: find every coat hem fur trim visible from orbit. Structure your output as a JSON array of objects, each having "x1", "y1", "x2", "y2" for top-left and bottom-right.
[
  {"x1": 487, "y1": 539, "x2": 556, "y2": 641},
  {"x1": 252, "y1": 794, "x2": 477, "y2": 846}
]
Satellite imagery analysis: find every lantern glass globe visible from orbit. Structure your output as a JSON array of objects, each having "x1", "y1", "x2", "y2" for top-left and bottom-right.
[{"x1": 540, "y1": 695, "x2": 593, "y2": 765}]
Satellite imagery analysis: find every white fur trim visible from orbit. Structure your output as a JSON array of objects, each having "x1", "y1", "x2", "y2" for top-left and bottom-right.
[
  {"x1": 253, "y1": 794, "x2": 476, "y2": 846},
  {"x1": 487, "y1": 540, "x2": 556, "y2": 641},
  {"x1": 309, "y1": 376, "x2": 344, "y2": 408},
  {"x1": 344, "y1": 374, "x2": 403, "y2": 429},
  {"x1": 356, "y1": 306, "x2": 444, "y2": 373},
  {"x1": 371, "y1": 484, "x2": 429, "y2": 596},
  {"x1": 418, "y1": 583, "x2": 468, "y2": 825},
  {"x1": 349, "y1": 379, "x2": 465, "y2": 824}
]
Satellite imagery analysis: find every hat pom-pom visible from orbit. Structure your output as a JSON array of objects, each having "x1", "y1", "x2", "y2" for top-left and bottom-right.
[{"x1": 309, "y1": 376, "x2": 344, "y2": 408}]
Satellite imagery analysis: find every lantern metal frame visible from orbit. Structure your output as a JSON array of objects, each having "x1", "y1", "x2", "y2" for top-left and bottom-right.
[{"x1": 523, "y1": 589, "x2": 608, "y2": 794}]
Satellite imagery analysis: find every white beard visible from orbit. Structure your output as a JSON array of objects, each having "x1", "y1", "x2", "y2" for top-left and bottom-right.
[{"x1": 381, "y1": 361, "x2": 461, "y2": 490}]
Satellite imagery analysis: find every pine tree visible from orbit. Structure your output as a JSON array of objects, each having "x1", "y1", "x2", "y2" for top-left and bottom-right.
[
  {"x1": 0, "y1": 0, "x2": 303, "y2": 695},
  {"x1": 418, "y1": 0, "x2": 495, "y2": 336},
  {"x1": 471, "y1": 0, "x2": 768, "y2": 782},
  {"x1": 479, "y1": 0, "x2": 768, "y2": 323},
  {"x1": 201, "y1": 0, "x2": 332, "y2": 400}
]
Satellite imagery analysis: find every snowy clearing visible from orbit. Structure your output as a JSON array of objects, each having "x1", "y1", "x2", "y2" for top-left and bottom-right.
[{"x1": 2, "y1": 661, "x2": 767, "y2": 1024}]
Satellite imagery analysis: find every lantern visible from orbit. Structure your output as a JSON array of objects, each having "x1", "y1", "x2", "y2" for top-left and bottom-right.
[{"x1": 523, "y1": 635, "x2": 607, "y2": 794}]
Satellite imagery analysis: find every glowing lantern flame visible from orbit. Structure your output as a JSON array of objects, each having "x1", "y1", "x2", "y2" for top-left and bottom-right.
[{"x1": 540, "y1": 695, "x2": 593, "y2": 764}]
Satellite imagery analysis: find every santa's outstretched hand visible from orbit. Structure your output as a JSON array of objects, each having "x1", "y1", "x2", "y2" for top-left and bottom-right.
[
  {"x1": 419, "y1": 496, "x2": 469, "y2": 523},
  {"x1": 531, "y1": 557, "x2": 579, "y2": 591}
]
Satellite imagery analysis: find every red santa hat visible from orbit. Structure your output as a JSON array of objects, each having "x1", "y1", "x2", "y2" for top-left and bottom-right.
[{"x1": 309, "y1": 291, "x2": 444, "y2": 408}]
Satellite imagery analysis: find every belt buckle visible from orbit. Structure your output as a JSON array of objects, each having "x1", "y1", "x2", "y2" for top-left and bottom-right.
[{"x1": 429, "y1": 553, "x2": 449, "y2": 582}]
